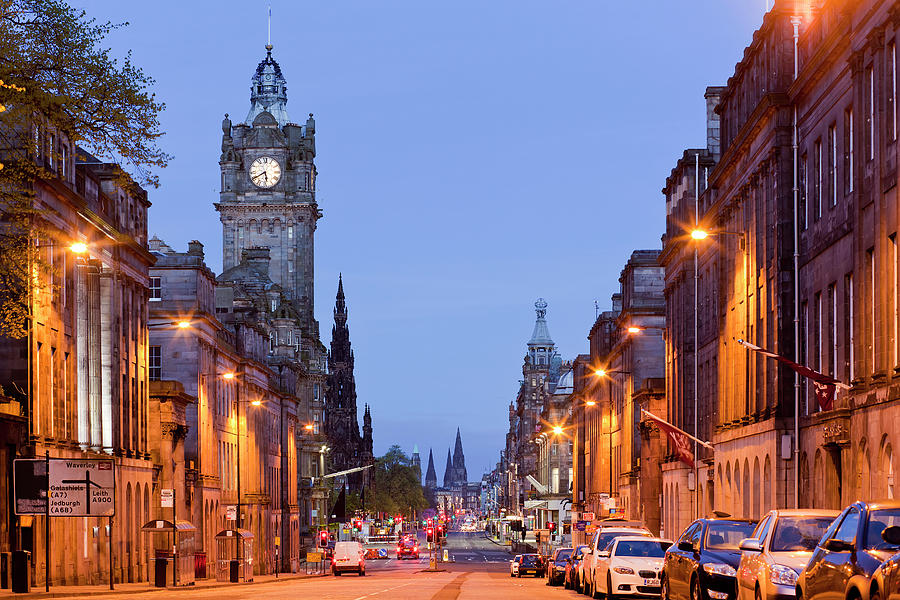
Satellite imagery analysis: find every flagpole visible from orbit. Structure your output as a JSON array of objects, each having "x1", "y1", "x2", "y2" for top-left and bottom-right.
[{"x1": 640, "y1": 409, "x2": 714, "y2": 450}]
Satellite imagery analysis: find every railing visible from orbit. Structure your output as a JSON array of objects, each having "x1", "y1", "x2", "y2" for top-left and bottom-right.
[{"x1": 365, "y1": 534, "x2": 400, "y2": 545}]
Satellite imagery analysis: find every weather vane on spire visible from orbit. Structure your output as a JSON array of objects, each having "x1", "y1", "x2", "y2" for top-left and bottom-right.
[{"x1": 266, "y1": 5, "x2": 272, "y2": 51}]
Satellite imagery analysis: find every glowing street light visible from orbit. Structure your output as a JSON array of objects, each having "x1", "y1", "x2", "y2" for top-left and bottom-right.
[
  {"x1": 177, "y1": 320, "x2": 191, "y2": 329},
  {"x1": 222, "y1": 372, "x2": 236, "y2": 380},
  {"x1": 627, "y1": 326, "x2": 642, "y2": 334},
  {"x1": 551, "y1": 425, "x2": 563, "y2": 435},
  {"x1": 690, "y1": 229, "x2": 709, "y2": 240},
  {"x1": 69, "y1": 241, "x2": 88, "y2": 254},
  {"x1": 594, "y1": 369, "x2": 607, "y2": 377},
  {"x1": 250, "y1": 399, "x2": 262, "y2": 407},
  {"x1": 304, "y1": 424, "x2": 314, "y2": 431},
  {"x1": 585, "y1": 400, "x2": 597, "y2": 407}
]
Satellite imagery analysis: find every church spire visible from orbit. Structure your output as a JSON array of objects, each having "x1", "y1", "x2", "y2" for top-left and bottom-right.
[
  {"x1": 335, "y1": 273, "x2": 347, "y2": 323},
  {"x1": 443, "y1": 448, "x2": 453, "y2": 488},
  {"x1": 424, "y1": 448, "x2": 437, "y2": 488},
  {"x1": 452, "y1": 428, "x2": 467, "y2": 486}
]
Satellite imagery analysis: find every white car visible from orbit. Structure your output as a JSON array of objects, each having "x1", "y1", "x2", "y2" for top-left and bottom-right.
[
  {"x1": 591, "y1": 536, "x2": 672, "y2": 599},
  {"x1": 582, "y1": 524, "x2": 653, "y2": 596},
  {"x1": 510, "y1": 554, "x2": 522, "y2": 577}
]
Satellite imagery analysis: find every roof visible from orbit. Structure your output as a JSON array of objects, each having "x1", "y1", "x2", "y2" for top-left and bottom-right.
[
  {"x1": 554, "y1": 369, "x2": 574, "y2": 394},
  {"x1": 528, "y1": 298, "x2": 554, "y2": 347}
]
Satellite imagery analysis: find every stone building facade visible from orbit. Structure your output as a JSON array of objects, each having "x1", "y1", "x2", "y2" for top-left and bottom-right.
[
  {"x1": 0, "y1": 129, "x2": 155, "y2": 586},
  {"x1": 574, "y1": 251, "x2": 666, "y2": 535},
  {"x1": 148, "y1": 238, "x2": 328, "y2": 576},
  {"x1": 660, "y1": 0, "x2": 900, "y2": 534}
]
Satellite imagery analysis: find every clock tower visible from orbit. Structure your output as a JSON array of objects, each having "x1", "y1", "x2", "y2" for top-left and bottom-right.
[{"x1": 216, "y1": 44, "x2": 320, "y2": 321}]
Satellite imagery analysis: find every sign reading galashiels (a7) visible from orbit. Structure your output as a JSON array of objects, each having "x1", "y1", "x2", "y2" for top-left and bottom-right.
[{"x1": 48, "y1": 459, "x2": 115, "y2": 517}]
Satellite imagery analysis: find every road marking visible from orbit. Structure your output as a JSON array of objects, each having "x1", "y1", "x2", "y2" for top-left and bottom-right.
[
  {"x1": 352, "y1": 581, "x2": 414, "y2": 600},
  {"x1": 429, "y1": 572, "x2": 469, "y2": 600}
]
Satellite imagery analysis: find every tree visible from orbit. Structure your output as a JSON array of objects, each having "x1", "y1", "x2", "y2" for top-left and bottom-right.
[
  {"x1": 0, "y1": 0, "x2": 169, "y2": 339},
  {"x1": 372, "y1": 445, "x2": 428, "y2": 517}
]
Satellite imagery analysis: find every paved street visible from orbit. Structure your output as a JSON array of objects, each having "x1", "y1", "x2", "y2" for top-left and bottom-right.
[{"x1": 21, "y1": 533, "x2": 571, "y2": 600}]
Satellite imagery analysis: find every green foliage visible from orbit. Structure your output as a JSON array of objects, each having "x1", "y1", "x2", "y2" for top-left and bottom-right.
[
  {"x1": 372, "y1": 445, "x2": 428, "y2": 517},
  {"x1": 0, "y1": 0, "x2": 170, "y2": 187},
  {"x1": 0, "y1": 0, "x2": 168, "y2": 339}
]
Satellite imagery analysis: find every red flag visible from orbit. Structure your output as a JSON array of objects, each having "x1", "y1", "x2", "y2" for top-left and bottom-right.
[
  {"x1": 736, "y1": 340, "x2": 849, "y2": 412},
  {"x1": 641, "y1": 410, "x2": 695, "y2": 467}
]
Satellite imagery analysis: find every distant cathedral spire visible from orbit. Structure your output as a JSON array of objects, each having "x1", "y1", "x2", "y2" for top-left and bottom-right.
[
  {"x1": 443, "y1": 448, "x2": 453, "y2": 488},
  {"x1": 451, "y1": 427, "x2": 467, "y2": 485},
  {"x1": 424, "y1": 449, "x2": 437, "y2": 489}
]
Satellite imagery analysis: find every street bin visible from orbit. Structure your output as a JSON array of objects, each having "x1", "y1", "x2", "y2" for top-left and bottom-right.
[
  {"x1": 154, "y1": 555, "x2": 172, "y2": 588},
  {"x1": 0, "y1": 551, "x2": 11, "y2": 589},
  {"x1": 11, "y1": 550, "x2": 30, "y2": 594},
  {"x1": 229, "y1": 559, "x2": 239, "y2": 583}
]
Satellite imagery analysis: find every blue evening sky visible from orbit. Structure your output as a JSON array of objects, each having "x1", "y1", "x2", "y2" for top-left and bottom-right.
[{"x1": 79, "y1": 0, "x2": 768, "y2": 479}]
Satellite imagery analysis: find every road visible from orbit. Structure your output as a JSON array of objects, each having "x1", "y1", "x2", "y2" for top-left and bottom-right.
[{"x1": 43, "y1": 532, "x2": 574, "y2": 600}]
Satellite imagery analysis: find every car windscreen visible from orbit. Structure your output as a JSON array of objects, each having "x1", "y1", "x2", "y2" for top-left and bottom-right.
[
  {"x1": 521, "y1": 555, "x2": 541, "y2": 566},
  {"x1": 614, "y1": 540, "x2": 669, "y2": 558},
  {"x1": 574, "y1": 545, "x2": 590, "y2": 560},
  {"x1": 706, "y1": 521, "x2": 757, "y2": 551},
  {"x1": 554, "y1": 549, "x2": 572, "y2": 562},
  {"x1": 770, "y1": 516, "x2": 835, "y2": 551},
  {"x1": 864, "y1": 509, "x2": 900, "y2": 550},
  {"x1": 597, "y1": 530, "x2": 650, "y2": 550}
]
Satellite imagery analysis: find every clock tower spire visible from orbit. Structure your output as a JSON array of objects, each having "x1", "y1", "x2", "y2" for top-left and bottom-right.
[{"x1": 215, "y1": 48, "x2": 321, "y2": 325}]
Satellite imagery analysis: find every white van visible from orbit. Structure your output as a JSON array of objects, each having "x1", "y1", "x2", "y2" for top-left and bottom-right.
[{"x1": 332, "y1": 541, "x2": 366, "y2": 576}]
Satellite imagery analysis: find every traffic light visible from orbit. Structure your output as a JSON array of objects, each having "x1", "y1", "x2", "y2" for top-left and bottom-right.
[
  {"x1": 547, "y1": 521, "x2": 557, "y2": 537},
  {"x1": 318, "y1": 530, "x2": 329, "y2": 547},
  {"x1": 426, "y1": 527, "x2": 434, "y2": 542}
]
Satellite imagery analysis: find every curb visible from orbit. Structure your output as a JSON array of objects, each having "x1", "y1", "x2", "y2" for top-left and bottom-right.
[{"x1": 0, "y1": 572, "x2": 319, "y2": 599}]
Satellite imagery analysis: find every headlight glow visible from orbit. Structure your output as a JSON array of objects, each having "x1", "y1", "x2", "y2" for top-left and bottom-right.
[
  {"x1": 613, "y1": 566, "x2": 635, "y2": 574},
  {"x1": 703, "y1": 562, "x2": 737, "y2": 577},
  {"x1": 769, "y1": 564, "x2": 799, "y2": 586}
]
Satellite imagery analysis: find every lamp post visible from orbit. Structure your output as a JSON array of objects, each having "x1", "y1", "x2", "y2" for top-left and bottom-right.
[
  {"x1": 690, "y1": 227, "x2": 747, "y2": 518},
  {"x1": 593, "y1": 369, "x2": 631, "y2": 514}
]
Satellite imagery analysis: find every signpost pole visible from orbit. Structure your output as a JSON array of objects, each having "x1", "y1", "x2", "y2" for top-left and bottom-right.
[
  {"x1": 44, "y1": 451, "x2": 49, "y2": 592},
  {"x1": 173, "y1": 484, "x2": 177, "y2": 588},
  {"x1": 108, "y1": 516, "x2": 114, "y2": 590}
]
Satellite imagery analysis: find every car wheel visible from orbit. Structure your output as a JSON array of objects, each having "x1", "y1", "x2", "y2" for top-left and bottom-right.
[
  {"x1": 661, "y1": 575, "x2": 670, "y2": 600},
  {"x1": 360, "y1": 569, "x2": 365, "y2": 576},
  {"x1": 691, "y1": 576, "x2": 702, "y2": 600},
  {"x1": 872, "y1": 587, "x2": 883, "y2": 600}
]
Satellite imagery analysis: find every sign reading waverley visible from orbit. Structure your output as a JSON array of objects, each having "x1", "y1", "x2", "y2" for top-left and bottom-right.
[{"x1": 49, "y1": 459, "x2": 116, "y2": 517}]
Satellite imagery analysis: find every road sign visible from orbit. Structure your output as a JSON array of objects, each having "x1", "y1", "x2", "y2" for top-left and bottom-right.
[
  {"x1": 48, "y1": 459, "x2": 115, "y2": 516},
  {"x1": 14, "y1": 459, "x2": 48, "y2": 515},
  {"x1": 575, "y1": 520, "x2": 587, "y2": 531},
  {"x1": 582, "y1": 511, "x2": 595, "y2": 521},
  {"x1": 226, "y1": 505, "x2": 237, "y2": 520},
  {"x1": 161, "y1": 489, "x2": 174, "y2": 508}
]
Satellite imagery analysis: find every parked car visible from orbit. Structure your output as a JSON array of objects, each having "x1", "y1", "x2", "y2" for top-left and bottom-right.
[
  {"x1": 592, "y1": 535, "x2": 672, "y2": 599},
  {"x1": 797, "y1": 501, "x2": 900, "y2": 600},
  {"x1": 332, "y1": 541, "x2": 366, "y2": 576},
  {"x1": 547, "y1": 547, "x2": 573, "y2": 585},
  {"x1": 661, "y1": 517, "x2": 757, "y2": 600},
  {"x1": 510, "y1": 554, "x2": 522, "y2": 577},
  {"x1": 736, "y1": 509, "x2": 839, "y2": 600},
  {"x1": 868, "y1": 526, "x2": 900, "y2": 600},
  {"x1": 566, "y1": 545, "x2": 591, "y2": 590},
  {"x1": 517, "y1": 553, "x2": 546, "y2": 578},
  {"x1": 582, "y1": 522, "x2": 653, "y2": 597}
]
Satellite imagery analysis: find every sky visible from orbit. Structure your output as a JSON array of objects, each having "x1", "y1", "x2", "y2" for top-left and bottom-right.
[{"x1": 78, "y1": 0, "x2": 769, "y2": 479}]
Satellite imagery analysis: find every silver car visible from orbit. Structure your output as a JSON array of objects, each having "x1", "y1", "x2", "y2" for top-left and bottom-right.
[{"x1": 736, "y1": 509, "x2": 840, "y2": 600}]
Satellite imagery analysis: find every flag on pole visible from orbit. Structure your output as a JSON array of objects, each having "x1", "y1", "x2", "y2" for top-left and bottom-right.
[
  {"x1": 736, "y1": 339, "x2": 849, "y2": 412},
  {"x1": 640, "y1": 409, "x2": 713, "y2": 467}
]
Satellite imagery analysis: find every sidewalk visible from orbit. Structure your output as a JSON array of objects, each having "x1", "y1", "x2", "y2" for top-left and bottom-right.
[{"x1": 0, "y1": 569, "x2": 324, "y2": 599}]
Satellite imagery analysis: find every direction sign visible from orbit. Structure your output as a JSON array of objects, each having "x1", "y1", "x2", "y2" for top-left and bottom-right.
[
  {"x1": 48, "y1": 459, "x2": 115, "y2": 516},
  {"x1": 14, "y1": 459, "x2": 48, "y2": 515},
  {"x1": 161, "y1": 489, "x2": 174, "y2": 508},
  {"x1": 575, "y1": 520, "x2": 587, "y2": 531}
]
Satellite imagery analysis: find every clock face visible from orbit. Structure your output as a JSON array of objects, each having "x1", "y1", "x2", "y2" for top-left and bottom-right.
[{"x1": 249, "y1": 156, "x2": 281, "y2": 188}]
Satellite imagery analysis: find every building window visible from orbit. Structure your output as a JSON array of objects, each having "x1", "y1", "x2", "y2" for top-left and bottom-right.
[
  {"x1": 828, "y1": 124, "x2": 837, "y2": 206},
  {"x1": 149, "y1": 346, "x2": 161, "y2": 381},
  {"x1": 800, "y1": 153, "x2": 808, "y2": 230},
  {"x1": 48, "y1": 132, "x2": 55, "y2": 169},
  {"x1": 814, "y1": 139, "x2": 822, "y2": 220},
  {"x1": 288, "y1": 225, "x2": 293, "y2": 239},
  {"x1": 867, "y1": 66, "x2": 875, "y2": 161},
  {"x1": 828, "y1": 283, "x2": 837, "y2": 377},
  {"x1": 890, "y1": 41, "x2": 897, "y2": 142},
  {"x1": 60, "y1": 144, "x2": 68, "y2": 178},
  {"x1": 846, "y1": 273, "x2": 855, "y2": 381},
  {"x1": 149, "y1": 276, "x2": 162, "y2": 300},
  {"x1": 868, "y1": 247, "x2": 876, "y2": 373},
  {"x1": 814, "y1": 291, "x2": 822, "y2": 374},
  {"x1": 845, "y1": 108, "x2": 854, "y2": 194}
]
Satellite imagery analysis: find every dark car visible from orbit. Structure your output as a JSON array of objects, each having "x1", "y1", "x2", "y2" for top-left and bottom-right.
[
  {"x1": 517, "y1": 553, "x2": 546, "y2": 577},
  {"x1": 547, "y1": 547, "x2": 573, "y2": 586},
  {"x1": 566, "y1": 544, "x2": 591, "y2": 590},
  {"x1": 661, "y1": 517, "x2": 757, "y2": 600},
  {"x1": 797, "y1": 501, "x2": 900, "y2": 600},
  {"x1": 869, "y1": 526, "x2": 900, "y2": 600}
]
